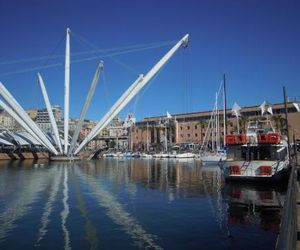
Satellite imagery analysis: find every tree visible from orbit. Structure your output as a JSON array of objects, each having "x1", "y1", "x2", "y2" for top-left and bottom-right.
[
  {"x1": 271, "y1": 115, "x2": 286, "y2": 134},
  {"x1": 239, "y1": 116, "x2": 249, "y2": 133}
]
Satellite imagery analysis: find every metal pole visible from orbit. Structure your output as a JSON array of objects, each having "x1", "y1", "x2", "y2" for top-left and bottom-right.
[
  {"x1": 147, "y1": 122, "x2": 149, "y2": 152},
  {"x1": 283, "y1": 86, "x2": 291, "y2": 161},
  {"x1": 64, "y1": 28, "x2": 71, "y2": 155},
  {"x1": 223, "y1": 74, "x2": 228, "y2": 141},
  {"x1": 38, "y1": 73, "x2": 63, "y2": 154},
  {"x1": 68, "y1": 61, "x2": 103, "y2": 155}
]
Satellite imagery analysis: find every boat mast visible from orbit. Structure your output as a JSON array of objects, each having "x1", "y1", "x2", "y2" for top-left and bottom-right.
[
  {"x1": 223, "y1": 74, "x2": 227, "y2": 143},
  {"x1": 216, "y1": 92, "x2": 220, "y2": 150},
  {"x1": 223, "y1": 78, "x2": 226, "y2": 146},
  {"x1": 146, "y1": 121, "x2": 149, "y2": 152},
  {"x1": 283, "y1": 86, "x2": 291, "y2": 161},
  {"x1": 64, "y1": 28, "x2": 71, "y2": 155},
  {"x1": 164, "y1": 119, "x2": 168, "y2": 152}
]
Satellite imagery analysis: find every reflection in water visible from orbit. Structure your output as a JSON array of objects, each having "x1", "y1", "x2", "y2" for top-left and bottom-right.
[
  {"x1": 77, "y1": 162, "x2": 163, "y2": 250},
  {"x1": 0, "y1": 162, "x2": 53, "y2": 241},
  {"x1": 202, "y1": 167, "x2": 230, "y2": 238},
  {"x1": 61, "y1": 166, "x2": 71, "y2": 250},
  {"x1": 36, "y1": 166, "x2": 62, "y2": 245},
  {"x1": 224, "y1": 184, "x2": 284, "y2": 234},
  {"x1": 70, "y1": 167, "x2": 98, "y2": 250},
  {"x1": 0, "y1": 159, "x2": 284, "y2": 249}
]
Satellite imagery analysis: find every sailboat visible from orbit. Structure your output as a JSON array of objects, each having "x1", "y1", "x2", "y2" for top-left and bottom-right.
[
  {"x1": 153, "y1": 112, "x2": 171, "y2": 159},
  {"x1": 199, "y1": 83, "x2": 226, "y2": 164},
  {"x1": 140, "y1": 122, "x2": 153, "y2": 158}
]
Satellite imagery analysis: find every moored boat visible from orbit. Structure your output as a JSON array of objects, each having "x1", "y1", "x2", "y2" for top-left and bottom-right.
[
  {"x1": 175, "y1": 152, "x2": 196, "y2": 158},
  {"x1": 221, "y1": 120, "x2": 290, "y2": 183},
  {"x1": 200, "y1": 152, "x2": 226, "y2": 164}
]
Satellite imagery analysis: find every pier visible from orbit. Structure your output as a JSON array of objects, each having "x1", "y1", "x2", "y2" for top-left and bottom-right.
[{"x1": 276, "y1": 151, "x2": 300, "y2": 249}]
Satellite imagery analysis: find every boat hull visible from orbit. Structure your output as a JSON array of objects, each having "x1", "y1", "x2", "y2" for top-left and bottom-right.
[{"x1": 222, "y1": 159, "x2": 290, "y2": 183}]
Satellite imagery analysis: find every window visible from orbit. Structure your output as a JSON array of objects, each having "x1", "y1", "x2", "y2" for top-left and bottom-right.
[
  {"x1": 187, "y1": 126, "x2": 190, "y2": 130},
  {"x1": 180, "y1": 126, "x2": 183, "y2": 130},
  {"x1": 188, "y1": 134, "x2": 190, "y2": 137},
  {"x1": 195, "y1": 133, "x2": 198, "y2": 137},
  {"x1": 195, "y1": 125, "x2": 197, "y2": 129}
]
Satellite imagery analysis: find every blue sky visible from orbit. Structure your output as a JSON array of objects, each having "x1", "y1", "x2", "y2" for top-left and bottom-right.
[{"x1": 0, "y1": 0, "x2": 299, "y2": 121}]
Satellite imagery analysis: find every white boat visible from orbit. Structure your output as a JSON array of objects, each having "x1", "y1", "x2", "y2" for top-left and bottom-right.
[
  {"x1": 153, "y1": 152, "x2": 169, "y2": 158},
  {"x1": 103, "y1": 153, "x2": 114, "y2": 157},
  {"x1": 200, "y1": 152, "x2": 226, "y2": 163},
  {"x1": 175, "y1": 152, "x2": 196, "y2": 158},
  {"x1": 221, "y1": 120, "x2": 290, "y2": 182},
  {"x1": 140, "y1": 153, "x2": 153, "y2": 159}
]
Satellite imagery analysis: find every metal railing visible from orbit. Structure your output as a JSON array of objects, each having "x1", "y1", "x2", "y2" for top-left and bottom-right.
[{"x1": 276, "y1": 162, "x2": 297, "y2": 250}]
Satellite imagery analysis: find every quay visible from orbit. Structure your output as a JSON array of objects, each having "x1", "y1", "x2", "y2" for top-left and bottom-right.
[
  {"x1": 276, "y1": 151, "x2": 300, "y2": 249},
  {"x1": 0, "y1": 151, "x2": 49, "y2": 160}
]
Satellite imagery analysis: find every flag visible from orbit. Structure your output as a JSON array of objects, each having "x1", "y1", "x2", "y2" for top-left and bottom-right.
[
  {"x1": 231, "y1": 102, "x2": 241, "y2": 117},
  {"x1": 260, "y1": 101, "x2": 272, "y2": 115},
  {"x1": 267, "y1": 106, "x2": 273, "y2": 115},
  {"x1": 293, "y1": 102, "x2": 300, "y2": 112},
  {"x1": 166, "y1": 111, "x2": 172, "y2": 119}
]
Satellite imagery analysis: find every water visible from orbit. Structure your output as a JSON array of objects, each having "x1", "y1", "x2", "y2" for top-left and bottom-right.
[{"x1": 0, "y1": 159, "x2": 285, "y2": 250}]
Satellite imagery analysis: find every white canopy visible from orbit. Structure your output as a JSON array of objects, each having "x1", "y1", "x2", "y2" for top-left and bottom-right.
[
  {"x1": 17, "y1": 132, "x2": 42, "y2": 146},
  {"x1": 0, "y1": 137, "x2": 14, "y2": 146}
]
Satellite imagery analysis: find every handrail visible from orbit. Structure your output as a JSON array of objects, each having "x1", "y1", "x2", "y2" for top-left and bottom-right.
[{"x1": 276, "y1": 162, "x2": 297, "y2": 250}]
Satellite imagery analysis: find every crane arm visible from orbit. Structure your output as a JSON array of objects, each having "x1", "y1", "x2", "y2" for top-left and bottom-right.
[{"x1": 74, "y1": 34, "x2": 189, "y2": 155}]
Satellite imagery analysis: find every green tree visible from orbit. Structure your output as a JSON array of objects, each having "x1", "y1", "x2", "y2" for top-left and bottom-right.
[
  {"x1": 271, "y1": 115, "x2": 286, "y2": 134},
  {"x1": 239, "y1": 116, "x2": 249, "y2": 133}
]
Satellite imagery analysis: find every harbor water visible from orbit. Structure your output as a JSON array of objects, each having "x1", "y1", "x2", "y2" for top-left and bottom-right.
[{"x1": 0, "y1": 159, "x2": 285, "y2": 250}]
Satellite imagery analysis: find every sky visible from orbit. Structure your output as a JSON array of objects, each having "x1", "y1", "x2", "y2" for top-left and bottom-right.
[{"x1": 0, "y1": 0, "x2": 299, "y2": 121}]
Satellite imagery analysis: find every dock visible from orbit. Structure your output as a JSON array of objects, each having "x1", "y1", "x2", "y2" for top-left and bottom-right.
[{"x1": 276, "y1": 151, "x2": 299, "y2": 249}]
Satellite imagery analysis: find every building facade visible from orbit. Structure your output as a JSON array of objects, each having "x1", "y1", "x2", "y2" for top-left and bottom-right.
[
  {"x1": 131, "y1": 102, "x2": 300, "y2": 151},
  {"x1": 35, "y1": 106, "x2": 62, "y2": 134},
  {"x1": 0, "y1": 111, "x2": 15, "y2": 130}
]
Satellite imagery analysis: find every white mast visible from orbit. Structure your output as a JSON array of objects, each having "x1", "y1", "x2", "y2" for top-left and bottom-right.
[
  {"x1": 68, "y1": 61, "x2": 104, "y2": 156},
  {"x1": 216, "y1": 92, "x2": 220, "y2": 150},
  {"x1": 38, "y1": 73, "x2": 63, "y2": 154},
  {"x1": 64, "y1": 28, "x2": 71, "y2": 155},
  {"x1": 164, "y1": 119, "x2": 168, "y2": 152},
  {"x1": 0, "y1": 100, "x2": 45, "y2": 147},
  {"x1": 74, "y1": 34, "x2": 189, "y2": 155},
  {"x1": 146, "y1": 122, "x2": 149, "y2": 152},
  {"x1": 223, "y1": 83, "x2": 226, "y2": 146},
  {"x1": 0, "y1": 82, "x2": 58, "y2": 154}
]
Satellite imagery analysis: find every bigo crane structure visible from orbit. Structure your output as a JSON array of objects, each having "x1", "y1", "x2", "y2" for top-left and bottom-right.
[{"x1": 0, "y1": 28, "x2": 189, "y2": 159}]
